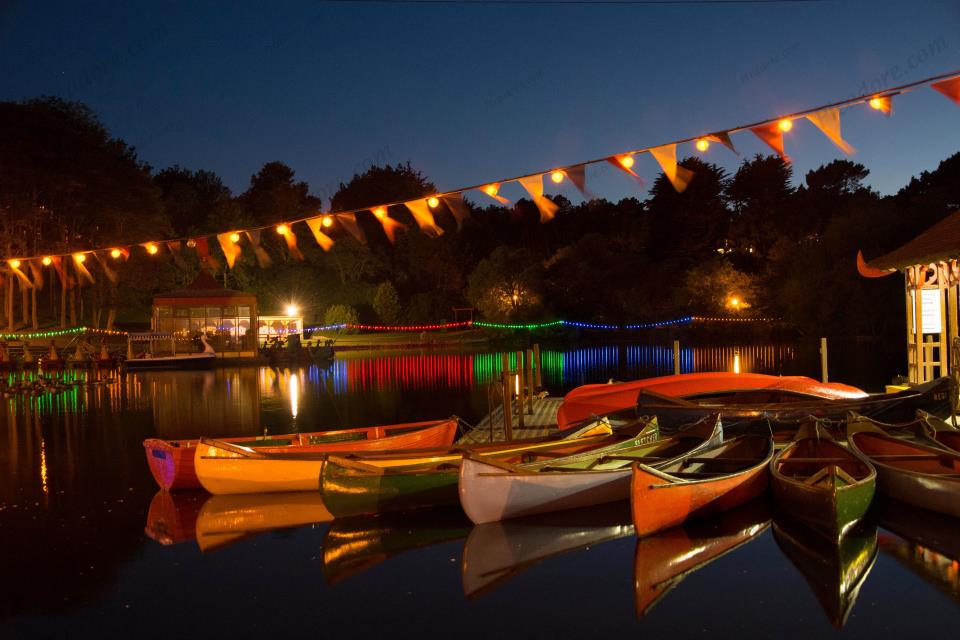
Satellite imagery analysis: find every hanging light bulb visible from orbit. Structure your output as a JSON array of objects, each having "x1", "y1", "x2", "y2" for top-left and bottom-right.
[
  {"x1": 146, "y1": 244, "x2": 158, "y2": 255},
  {"x1": 427, "y1": 196, "x2": 440, "y2": 208},
  {"x1": 276, "y1": 223, "x2": 289, "y2": 235},
  {"x1": 42, "y1": 256, "x2": 52, "y2": 266},
  {"x1": 695, "y1": 138, "x2": 710, "y2": 152},
  {"x1": 9, "y1": 259, "x2": 20, "y2": 268},
  {"x1": 186, "y1": 239, "x2": 197, "y2": 249},
  {"x1": 484, "y1": 184, "x2": 499, "y2": 197},
  {"x1": 619, "y1": 155, "x2": 635, "y2": 169},
  {"x1": 550, "y1": 171, "x2": 565, "y2": 184},
  {"x1": 229, "y1": 232, "x2": 241, "y2": 243},
  {"x1": 110, "y1": 248, "x2": 122, "y2": 259},
  {"x1": 373, "y1": 207, "x2": 387, "y2": 219},
  {"x1": 777, "y1": 118, "x2": 793, "y2": 132},
  {"x1": 321, "y1": 215, "x2": 334, "y2": 228},
  {"x1": 75, "y1": 253, "x2": 87, "y2": 263}
]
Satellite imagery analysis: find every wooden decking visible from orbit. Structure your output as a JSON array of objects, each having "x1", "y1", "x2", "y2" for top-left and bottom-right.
[{"x1": 458, "y1": 397, "x2": 562, "y2": 444}]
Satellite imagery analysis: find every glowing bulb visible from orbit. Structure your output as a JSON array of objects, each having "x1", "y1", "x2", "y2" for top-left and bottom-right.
[
  {"x1": 484, "y1": 184, "x2": 499, "y2": 197},
  {"x1": 373, "y1": 207, "x2": 387, "y2": 219},
  {"x1": 42, "y1": 256, "x2": 52, "y2": 266},
  {"x1": 619, "y1": 155, "x2": 635, "y2": 169},
  {"x1": 869, "y1": 97, "x2": 887, "y2": 111},
  {"x1": 777, "y1": 119, "x2": 793, "y2": 132},
  {"x1": 695, "y1": 138, "x2": 710, "y2": 152},
  {"x1": 9, "y1": 259, "x2": 20, "y2": 268},
  {"x1": 550, "y1": 171, "x2": 565, "y2": 184},
  {"x1": 285, "y1": 304, "x2": 299, "y2": 316},
  {"x1": 146, "y1": 244, "x2": 158, "y2": 255},
  {"x1": 729, "y1": 296, "x2": 740, "y2": 308},
  {"x1": 229, "y1": 232, "x2": 241, "y2": 243},
  {"x1": 110, "y1": 248, "x2": 122, "y2": 259},
  {"x1": 276, "y1": 223, "x2": 289, "y2": 235},
  {"x1": 321, "y1": 215, "x2": 333, "y2": 228},
  {"x1": 427, "y1": 197, "x2": 439, "y2": 208},
  {"x1": 75, "y1": 253, "x2": 87, "y2": 263},
  {"x1": 186, "y1": 239, "x2": 197, "y2": 249}
]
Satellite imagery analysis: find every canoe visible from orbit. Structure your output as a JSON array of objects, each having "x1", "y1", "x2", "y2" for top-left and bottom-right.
[
  {"x1": 321, "y1": 419, "x2": 658, "y2": 518},
  {"x1": 858, "y1": 410, "x2": 960, "y2": 452},
  {"x1": 558, "y1": 372, "x2": 866, "y2": 429},
  {"x1": 634, "y1": 499, "x2": 771, "y2": 617},
  {"x1": 917, "y1": 410, "x2": 960, "y2": 452},
  {"x1": 769, "y1": 421, "x2": 876, "y2": 541},
  {"x1": 459, "y1": 415, "x2": 724, "y2": 524},
  {"x1": 193, "y1": 419, "x2": 459, "y2": 495},
  {"x1": 637, "y1": 375, "x2": 955, "y2": 429},
  {"x1": 195, "y1": 492, "x2": 334, "y2": 552},
  {"x1": 463, "y1": 502, "x2": 634, "y2": 600},
  {"x1": 846, "y1": 416, "x2": 960, "y2": 518},
  {"x1": 321, "y1": 508, "x2": 471, "y2": 585},
  {"x1": 773, "y1": 516, "x2": 878, "y2": 629},
  {"x1": 144, "y1": 417, "x2": 460, "y2": 491},
  {"x1": 631, "y1": 435, "x2": 774, "y2": 537}
]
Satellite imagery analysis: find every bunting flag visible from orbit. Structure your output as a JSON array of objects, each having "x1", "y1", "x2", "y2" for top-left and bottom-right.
[
  {"x1": 649, "y1": 144, "x2": 695, "y2": 193},
  {"x1": 72, "y1": 253, "x2": 94, "y2": 284},
  {"x1": 337, "y1": 213, "x2": 367, "y2": 244},
  {"x1": 115, "y1": 248, "x2": 130, "y2": 260},
  {"x1": 704, "y1": 131, "x2": 738, "y2": 154},
  {"x1": 166, "y1": 240, "x2": 187, "y2": 269},
  {"x1": 245, "y1": 230, "x2": 272, "y2": 268},
  {"x1": 216, "y1": 232, "x2": 243, "y2": 268},
  {"x1": 93, "y1": 252, "x2": 117, "y2": 283},
  {"x1": 564, "y1": 164, "x2": 592, "y2": 199},
  {"x1": 50, "y1": 256, "x2": 67, "y2": 288},
  {"x1": 606, "y1": 154, "x2": 642, "y2": 181},
  {"x1": 750, "y1": 123, "x2": 789, "y2": 161},
  {"x1": 518, "y1": 174, "x2": 559, "y2": 222},
  {"x1": 27, "y1": 260, "x2": 44, "y2": 289},
  {"x1": 305, "y1": 217, "x2": 335, "y2": 251},
  {"x1": 856, "y1": 250, "x2": 893, "y2": 278},
  {"x1": 372, "y1": 210, "x2": 405, "y2": 243},
  {"x1": 931, "y1": 76, "x2": 960, "y2": 106},
  {"x1": 443, "y1": 194, "x2": 471, "y2": 229},
  {"x1": 806, "y1": 108, "x2": 854, "y2": 154},
  {"x1": 8, "y1": 262, "x2": 32, "y2": 288},
  {"x1": 280, "y1": 225, "x2": 304, "y2": 260},
  {"x1": 404, "y1": 199, "x2": 444, "y2": 236},
  {"x1": 193, "y1": 237, "x2": 219, "y2": 270},
  {"x1": 481, "y1": 183, "x2": 510, "y2": 205}
]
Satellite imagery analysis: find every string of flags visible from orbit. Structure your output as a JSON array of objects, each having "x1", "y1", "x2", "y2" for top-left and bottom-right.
[{"x1": 3, "y1": 69, "x2": 960, "y2": 285}]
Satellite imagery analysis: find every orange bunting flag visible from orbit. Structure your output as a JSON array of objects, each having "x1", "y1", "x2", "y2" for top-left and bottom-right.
[
  {"x1": 72, "y1": 253, "x2": 94, "y2": 284},
  {"x1": 931, "y1": 76, "x2": 960, "y2": 107},
  {"x1": 337, "y1": 213, "x2": 367, "y2": 244},
  {"x1": 27, "y1": 260, "x2": 44, "y2": 290},
  {"x1": 404, "y1": 199, "x2": 444, "y2": 236},
  {"x1": 649, "y1": 144, "x2": 695, "y2": 193},
  {"x1": 244, "y1": 231, "x2": 272, "y2": 268},
  {"x1": 280, "y1": 225, "x2": 304, "y2": 260},
  {"x1": 216, "y1": 232, "x2": 243, "y2": 268},
  {"x1": 166, "y1": 240, "x2": 182, "y2": 253},
  {"x1": 564, "y1": 164, "x2": 592, "y2": 199},
  {"x1": 517, "y1": 174, "x2": 559, "y2": 223},
  {"x1": 480, "y1": 182, "x2": 510, "y2": 205},
  {"x1": 305, "y1": 217, "x2": 335, "y2": 251},
  {"x1": 8, "y1": 261, "x2": 33, "y2": 288},
  {"x1": 443, "y1": 194, "x2": 471, "y2": 230},
  {"x1": 193, "y1": 237, "x2": 220, "y2": 270},
  {"x1": 369, "y1": 210, "x2": 405, "y2": 243},
  {"x1": 705, "y1": 131, "x2": 738, "y2": 154},
  {"x1": 93, "y1": 253, "x2": 117, "y2": 284},
  {"x1": 750, "y1": 124, "x2": 789, "y2": 161},
  {"x1": 805, "y1": 108, "x2": 854, "y2": 154},
  {"x1": 50, "y1": 256, "x2": 67, "y2": 288},
  {"x1": 606, "y1": 154, "x2": 642, "y2": 181}
]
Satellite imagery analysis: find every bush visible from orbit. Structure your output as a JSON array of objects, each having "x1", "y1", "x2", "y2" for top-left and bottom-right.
[
  {"x1": 323, "y1": 304, "x2": 359, "y2": 329},
  {"x1": 372, "y1": 281, "x2": 401, "y2": 325}
]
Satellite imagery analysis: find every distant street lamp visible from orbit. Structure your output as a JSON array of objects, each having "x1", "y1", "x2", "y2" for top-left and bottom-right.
[
  {"x1": 285, "y1": 303, "x2": 299, "y2": 317},
  {"x1": 728, "y1": 296, "x2": 741, "y2": 311}
]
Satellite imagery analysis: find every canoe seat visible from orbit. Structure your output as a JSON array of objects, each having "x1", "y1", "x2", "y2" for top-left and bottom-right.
[
  {"x1": 308, "y1": 431, "x2": 368, "y2": 445},
  {"x1": 666, "y1": 470, "x2": 731, "y2": 478}
]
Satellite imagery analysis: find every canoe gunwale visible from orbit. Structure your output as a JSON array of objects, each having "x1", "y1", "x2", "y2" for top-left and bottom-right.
[{"x1": 636, "y1": 436, "x2": 774, "y2": 488}]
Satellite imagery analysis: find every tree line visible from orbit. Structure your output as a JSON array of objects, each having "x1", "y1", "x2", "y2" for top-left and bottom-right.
[{"x1": 1, "y1": 96, "x2": 958, "y2": 343}]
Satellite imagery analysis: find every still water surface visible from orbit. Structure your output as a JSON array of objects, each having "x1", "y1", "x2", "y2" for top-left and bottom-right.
[{"x1": 1, "y1": 343, "x2": 957, "y2": 638}]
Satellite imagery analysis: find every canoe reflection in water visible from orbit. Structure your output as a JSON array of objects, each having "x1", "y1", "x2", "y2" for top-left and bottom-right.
[
  {"x1": 633, "y1": 498, "x2": 771, "y2": 617},
  {"x1": 875, "y1": 498, "x2": 960, "y2": 603},
  {"x1": 144, "y1": 490, "x2": 333, "y2": 551},
  {"x1": 462, "y1": 502, "x2": 635, "y2": 600},
  {"x1": 772, "y1": 516, "x2": 878, "y2": 629},
  {"x1": 321, "y1": 508, "x2": 471, "y2": 585}
]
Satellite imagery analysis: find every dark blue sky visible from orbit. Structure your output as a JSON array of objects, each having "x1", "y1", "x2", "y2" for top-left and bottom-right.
[{"x1": 2, "y1": 1, "x2": 959, "y2": 207}]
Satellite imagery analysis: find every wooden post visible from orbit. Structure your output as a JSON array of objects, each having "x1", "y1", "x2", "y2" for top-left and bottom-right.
[
  {"x1": 533, "y1": 343, "x2": 542, "y2": 389},
  {"x1": 525, "y1": 348, "x2": 534, "y2": 414},
  {"x1": 515, "y1": 350, "x2": 524, "y2": 429},
  {"x1": 925, "y1": 335, "x2": 934, "y2": 382},
  {"x1": 915, "y1": 286, "x2": 925, "y2": 382},
  {"x1": 500, "y1": 353, "x2": 512, "y2": 441},
  {"x1": 948, "y1": 284, "x2": 959, "y2": 375},
  {"x1": 673, "y1": 340, "x2": 681, "y2": 375},
  {"x1": 820, "y1": 337, "x2": 829, "y2": 383}
]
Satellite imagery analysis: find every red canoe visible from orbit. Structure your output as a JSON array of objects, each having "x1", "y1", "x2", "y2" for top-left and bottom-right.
[
  {"x1": 144, "y1": 418, "x2": 458, "y2": 491},
  {"x1": 558, "y1": 372, "x2": 866, "y2": 429}
]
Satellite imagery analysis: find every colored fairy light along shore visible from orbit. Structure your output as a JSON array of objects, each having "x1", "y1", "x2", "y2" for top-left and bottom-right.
[{"x1": 1, "y1": 69, "x2": 959, "y2": 271}]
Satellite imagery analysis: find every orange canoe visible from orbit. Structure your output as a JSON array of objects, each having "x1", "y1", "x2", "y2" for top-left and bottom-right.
[
  {"x1": 144, "y1": 418, "x2": 458, "y2": 491},
  {"x1": 631, "y1": 435, "x2": 773, "y2": 537}
]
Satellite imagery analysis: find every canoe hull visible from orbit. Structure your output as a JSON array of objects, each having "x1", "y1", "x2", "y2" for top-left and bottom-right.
[{"x1": 771, "y1": 475, "x2": 874, "y2": 540}]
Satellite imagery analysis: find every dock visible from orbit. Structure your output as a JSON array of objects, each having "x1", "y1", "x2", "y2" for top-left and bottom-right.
[{"x1": 458, "y1": 396, "x2": 562, "y2": 444}]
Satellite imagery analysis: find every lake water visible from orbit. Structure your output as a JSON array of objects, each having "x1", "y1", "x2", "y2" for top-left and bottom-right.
[{"x1": 1, "y1": 342, "x2": 957, "y2": 638}]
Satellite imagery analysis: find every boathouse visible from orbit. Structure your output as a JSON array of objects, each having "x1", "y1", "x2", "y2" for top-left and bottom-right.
[
  {"x1": 152, "y1": 269, "x2": 258, "y2": 357},
  {"x1": 858, "y1": 208, "x2": 960, "y2": 383}
]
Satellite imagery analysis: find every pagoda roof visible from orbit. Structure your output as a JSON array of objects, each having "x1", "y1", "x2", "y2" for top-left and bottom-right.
[{"x1": 153, "y1": 269, "x2": 256, "y2": 302}]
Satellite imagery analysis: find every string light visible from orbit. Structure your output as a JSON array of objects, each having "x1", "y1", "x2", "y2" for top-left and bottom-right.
[
  {"x1": 110, "y1": 248, "x2": 122, "y2": 259},
  {"x1": 0, "y1": 326, "x2": 128, "y2": 341},
  {"x1": 484, "y1": 184, "x2": 499, "y2": 197},
  {"x1": 618, "y1": 155, "x2": 635, "y2": 169},
  {"x1": 146, "y1": 244, "x2": 158, "y2": 255},
  {"x1": 373, "y1": 207, "x2": 387, "y2": 219},
  {"x1": 229, "y1": 232, "x2": 241, "y2": 243},
  {"x1": 321, "y1": 215, "x2": 334, "y2": 228},
  {"x1": 695, "y1": 138, "x2": 710, "y2": 152},
  {"x1": 74, "y1": 253, "x2": 86, "y2": 263},
  {"x1": 9, "y1": 259, "x2": 20, "y2": 268},
  {"x1": 550, "y1": 171, "x2": 565, "y2": 184},
  {"x1": 427, "y1": 197, "x2": 440, "y2": 208},
  {"x1": 42, "y1": 257, "x2": 52, "y2": 266},
  {"x1": 778, "y1": 118, "x2": 793, "y2": 132},
  {"x1": 276, "y1": 224, "x2": 289, "y2": 235}
]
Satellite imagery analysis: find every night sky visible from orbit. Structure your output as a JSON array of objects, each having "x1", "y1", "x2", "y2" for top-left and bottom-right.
[{"x1": 2, "y1": 0, "x2": 959, "y2": 206}]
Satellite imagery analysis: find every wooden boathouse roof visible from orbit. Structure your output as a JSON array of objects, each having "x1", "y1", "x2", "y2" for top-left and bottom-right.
[
  {"x1": 153, "y1": 269, "x2": 256, "y2": 304},
  {"x1": 867, "y1": 209, "x2": 960, "y2": 271}
]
